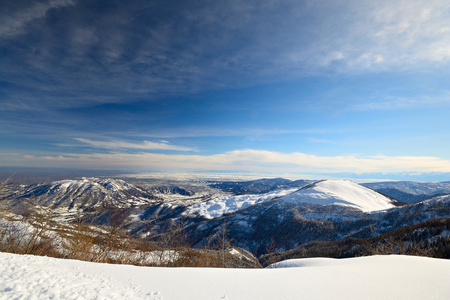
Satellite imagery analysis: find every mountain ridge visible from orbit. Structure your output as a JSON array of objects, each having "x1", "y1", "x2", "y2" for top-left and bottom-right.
[{"x1": 1, "y1": 176, "x2": 449, "y2": 257}]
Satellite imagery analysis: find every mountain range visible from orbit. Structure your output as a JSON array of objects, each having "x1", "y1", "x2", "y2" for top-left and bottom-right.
[{"x1": 1, "y1": 176, "x2": 449, "y2": 259}]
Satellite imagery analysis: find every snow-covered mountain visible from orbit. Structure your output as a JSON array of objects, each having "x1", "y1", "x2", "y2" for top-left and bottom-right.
[
  {"x1": 280, "y1": 180, "x2": 399, "y2": 212},
  {"x1": 127, "y1": 179, "x2": 448, "y2": 255},
  {"x1": 178, "y1": 193, "x2": 449, "y2": 255},
  {"x1": 2, "y1": 176, "x2": 448, "y2": 257},
  {"x1": 182, "y1": 180, "x2": 398, "y2": 219},
  {"x1": 3, "y1": 178, "x2": 157, "y2": 210}
]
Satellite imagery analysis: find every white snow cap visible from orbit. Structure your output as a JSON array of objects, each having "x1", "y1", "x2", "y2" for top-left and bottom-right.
[{"x1": 280, "y1": 179, "x2": 396, "y2": 212}]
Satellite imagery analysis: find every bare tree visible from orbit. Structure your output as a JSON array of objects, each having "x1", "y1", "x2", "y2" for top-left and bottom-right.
[{"x1": 214, "y1": 221, "x2": 232, "y2": 267}]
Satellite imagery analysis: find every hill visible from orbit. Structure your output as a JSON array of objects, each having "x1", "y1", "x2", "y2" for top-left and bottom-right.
[{"x1": 279, "y1": 179, "x2": 400, "y2": 212}]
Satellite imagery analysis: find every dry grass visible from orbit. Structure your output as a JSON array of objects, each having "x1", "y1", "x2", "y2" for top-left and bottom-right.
[{"x1": 0, "y1": 205, "x2": 250, "y2": 267}]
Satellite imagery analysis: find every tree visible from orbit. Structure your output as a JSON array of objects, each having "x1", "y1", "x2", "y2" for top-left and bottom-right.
[{"x1": 214, "y1": 221, "x2": 232, "y2": 267}]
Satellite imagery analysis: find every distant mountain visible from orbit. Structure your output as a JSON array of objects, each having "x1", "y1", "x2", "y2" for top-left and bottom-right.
[
  {"x1": 1, "y1": 178, "x2": 158, "y2": 210},
  {"x1": 363, "y1": 181, "x2": 450, "y2": 204},
  {"x1": 316, "y1": 171, "x2": 450, "y2": 182},
  {"x1": 1, "y1": 177, "x2": 231, "y2": 212}
]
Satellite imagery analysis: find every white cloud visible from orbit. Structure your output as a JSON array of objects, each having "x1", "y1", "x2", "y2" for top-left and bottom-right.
[
  {"x1": 356, "y1": 0, "x2": 450, "y2": 67},
  {"x1": 74, "y1": 138, "x2": 195, "y2": 151},
  {"x1": 5, "y1": 149, "x2": 450, "y2": 173},
  {"x1": 3, "y1": 0, "x2": 450, "y2": 112},
  {"x1": 0, "y1": 0, "x2": 75, "y2": 38},
  {"x1": 115, "y1": 128, "x2": 335, "y2": 139},
  {"x1": 348, "y1": 94, "x2": 450, "y2": 111},
  {"x1": 293, "y1": 0, "x2": 450, "y2": 72}
]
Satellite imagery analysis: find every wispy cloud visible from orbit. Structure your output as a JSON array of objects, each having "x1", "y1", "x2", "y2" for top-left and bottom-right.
[
  {"x1": 370, "y1": 0, "x2": 450, "y2": 64},
  {"x1": 0, "y1": 0, "x2": 75, "y2": 38},
  {"x1": 123, "y1": 128, "x2": 336, "y2": 139},
  {"x1": 347, "y1": 94, "x2": 450, "y2": 112},
  {"x1": 1, "y1": 0, "x2": 449, "y2": 171},
  {"x1": 3, "y1": 1, "x2": 450, "y2": 111},
  {"x1": 73, "y1": 138, "x2": 195, "y2": 151},
  {"x1": 282, "y1": 0, "x2": 450, "y2": 73},
  {"x1": 4, "y1": 149, "x2": 450, "y2": 173}
]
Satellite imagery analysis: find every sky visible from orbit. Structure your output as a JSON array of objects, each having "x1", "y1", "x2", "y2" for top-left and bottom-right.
[{"x1": 1, "y1": 0, "x2": 450, "y2": 180}]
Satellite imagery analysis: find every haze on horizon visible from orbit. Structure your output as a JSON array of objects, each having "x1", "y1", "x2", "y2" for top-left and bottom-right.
[{"x1": 1, "y1": 0, "x2": 450, "y2": 181}]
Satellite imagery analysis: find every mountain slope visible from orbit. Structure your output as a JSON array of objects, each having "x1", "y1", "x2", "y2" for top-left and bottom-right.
[
  {"x1": 2, "y1": 178, "x2": 157, "y2": 210},
  {"x1": 2, "y1": 176, "x2": 448, "y2": 259},
  {"x1": 182, "y1": 180, "x2": 398, "y2": 220},
  {"x1": 259, "y1": 217, "x2": 450, "y2": 265},
  {"x1": 183, "y1": 187, "x2": 301, "y2": 219},
  {"x1": 181, "y1": 191, "x2": 449, "y2": 255},
  {"x1": 279, "y1": 180, "x2": 398, "y2": 212}
]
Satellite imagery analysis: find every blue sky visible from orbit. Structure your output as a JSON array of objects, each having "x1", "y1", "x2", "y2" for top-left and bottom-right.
[{"x1": 1, "y1": 0, "x2": 450, "y2": 179}]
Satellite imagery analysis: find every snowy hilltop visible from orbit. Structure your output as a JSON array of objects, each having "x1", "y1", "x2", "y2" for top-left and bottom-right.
[{"x1": 278, "y1": 179, "x2": 398, "y2": 212}]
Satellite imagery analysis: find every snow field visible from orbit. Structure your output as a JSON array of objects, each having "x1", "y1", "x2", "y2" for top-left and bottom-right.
[
  {"x1": 183, "y1": 188, "x2": 299, "y2": 219},
  {"x1": 1, "y1": 253, "x2": 449, "y2": 300},
  {"x1": 0, "y1": 253, "x2": 153, "y2": 299}
]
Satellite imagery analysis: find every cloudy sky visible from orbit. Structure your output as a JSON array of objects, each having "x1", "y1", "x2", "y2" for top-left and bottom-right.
[{"x1": 1, "y1": 0, "x2": 450, "y2": 179}]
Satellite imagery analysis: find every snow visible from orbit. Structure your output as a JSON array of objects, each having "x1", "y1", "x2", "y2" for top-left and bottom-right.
[
  {"x1": 280, "y1": 179, "x2": 396, "y2": 212},
  {"x1": 10, "y1": 177, "x2": 157, "y2": 209},
  {"x1": 0, "y1": 253, "x2": 449, "y2": 300},
  {"x1": 183, "y1": 188, "x2": 299, "y2": 219},
  {"x1": 182, "y1": 180, "x2": 396, "y2": 219}
]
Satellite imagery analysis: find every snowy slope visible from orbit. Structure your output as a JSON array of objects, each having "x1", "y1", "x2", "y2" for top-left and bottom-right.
[
  {"x1": 280, "y1": 180, "x2": 397, "y2": 212},
  {"x1": 4, "y1": 177, "x2": 156, "y2": 209},
  {"x1": 183, "y1": 180, "x2": 396, "y2": 219},
  {"x1": 1, "y1": 253, "x2": 449, "y2": 300},
  {"x1": 183, "y1": 188, "x2": 299, "y2": 219}
]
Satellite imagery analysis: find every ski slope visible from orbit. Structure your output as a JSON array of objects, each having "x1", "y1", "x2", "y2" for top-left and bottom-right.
[{"x1": 1, "y1": 253, "x2": 449, "y2": 300}]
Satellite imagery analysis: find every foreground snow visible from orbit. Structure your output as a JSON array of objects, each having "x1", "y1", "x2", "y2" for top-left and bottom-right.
[{"x1": 1, "y1": 253, "x2": 449, "y2": 300}]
